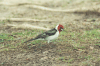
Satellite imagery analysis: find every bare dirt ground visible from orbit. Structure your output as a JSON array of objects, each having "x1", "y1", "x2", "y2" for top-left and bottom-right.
[{"x1": 0, "y1": 0, "x2": 100, "y2": 66}]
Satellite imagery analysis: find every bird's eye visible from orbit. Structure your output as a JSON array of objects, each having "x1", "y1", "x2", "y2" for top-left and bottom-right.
[
  {"x1": 60, "y1": 27, "x2": 62, "y2": 29},
  {"x1": 61, "y1": 29, "x2": 63, "y2": 31}
]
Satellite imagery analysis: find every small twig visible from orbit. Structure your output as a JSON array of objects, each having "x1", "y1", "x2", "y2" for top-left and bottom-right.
[
  {"x1": 25, "y1": 5, "x2": 77, "y2": 12},
  {"x1": 0, "y1": 2, "x2": 81, "y2": 12},
  {"x1": 0, "y1": 2, "x2": 34, "y2": 6},
  {"x1": 0, "y1": 18, "x2": 52, "y2": 22},
  {"x1": 7, "y1": 23, "x2": 50, "y2": 30},
  {"x1": 0, "y1": 2, "x2": 100, "y2": 12}
]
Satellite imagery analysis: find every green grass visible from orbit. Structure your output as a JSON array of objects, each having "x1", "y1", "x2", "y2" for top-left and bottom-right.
[
  {"x1": 12, "y1": 29, "x2": 43, "y2": 37},
  {"x1": 82, "y1": 29, "x2": 100, "y2": 39},
  {"x1": 55, "y1": 28, "x2": 100, "y2": 65},
  {"x1": 84, "y1": 55, "x2": 92, "y2": 60},
  {"x1": 0, "y1": 21, "x2": 5, "y2": 24},
  {"x1": 0, "y1": 33, "x2": 14, "y2": 42},
  {"x1": 59, "y1": 57, "x2": 65, "y2": 60},
  {"x1": 95, "y1": 44, "x2": 100, "y2": 45},
  {"x1": 67, "y1": 58, "x2": 74, "y2": 63},
  {"x1": 58, "y1": 57, "x2": 74, "y2": 63},
  {"x1": 0, "y1": 25, "x2": 100, "y2": 65},
  {"x1": 0, "y1": 29, "x2": 46, "y2": 48},
  {"x1": 0, "y1": 29, "x2": 41, "y2": 51}
]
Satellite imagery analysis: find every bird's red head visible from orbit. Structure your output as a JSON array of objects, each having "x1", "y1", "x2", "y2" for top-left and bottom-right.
[{"x1": 58, "y1": 24, "x2": 64, "y2": 33}]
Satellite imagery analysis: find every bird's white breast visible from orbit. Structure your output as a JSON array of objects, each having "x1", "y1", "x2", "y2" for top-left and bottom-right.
[{"x1": 46, "y1": 31, "x2": 59, "y2": 41}]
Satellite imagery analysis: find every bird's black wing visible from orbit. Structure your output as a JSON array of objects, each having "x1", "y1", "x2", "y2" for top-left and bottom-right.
[
  {"x1": 24, "y1": 28, "x2": 57, "y2": 43},
  {"x1": 34, "y1": 28, "x2": 57, "y2": 39}
]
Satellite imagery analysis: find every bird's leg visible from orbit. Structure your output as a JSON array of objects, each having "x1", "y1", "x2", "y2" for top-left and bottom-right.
[
  {"x1": 47, "y1": 40, "x2": 53, "y2": 48},
  {"x1": 48, "y1": 40, "x2": 50, "y2": 44},
  {"x1": 48, "y1": 40, "x2": 52, "y2": 43},
  {"x1": 47, "y1": 40, "x2": 51, "y2": 47}
]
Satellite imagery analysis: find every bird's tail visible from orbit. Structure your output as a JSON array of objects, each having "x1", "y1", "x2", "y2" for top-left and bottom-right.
[{"x1": 24, "y1": 38, "x2": 36, "y2": 43}]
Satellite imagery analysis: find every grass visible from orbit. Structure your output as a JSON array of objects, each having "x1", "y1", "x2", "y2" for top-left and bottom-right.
[
  {"x1": 0, "y1": 29, "x2": 46, "y2": 51},
  {"x1": 0, "y1": 21, "x2": 5, "y2": 24},
  {"x1": 0, "y1": 24, "x2": 100, "y2": 66},
  {"x1": 67, "y1": 58, "x2": 74, "y2": 63},
  {"x1": 95, "y1": 44, "x2": 100, "y2": 45},
  {"x1": 54, "y1": 27, "x2": 100, "y2": 65},
  {"x1": 0, "y1": 0, "x2": 100, "y2": 65},
  {"x1": 82, "y1": 29, "x2": 100, "y2": 39},
  {"x1": 0, "y1": 27, "x2": 99, "y2": 49},
  {"x1": 0, "y1": 33, "x2": 14, "y2": 42},
  {"x1": 58, "y1": 57, "x2": 74, "y2": 63}
]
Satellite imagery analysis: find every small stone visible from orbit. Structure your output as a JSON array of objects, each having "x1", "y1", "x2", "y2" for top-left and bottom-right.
[
  {"x1": 43, "y1": 51, "x2": 48, "y2": 54},
  {"x1": 90, "y1": 46, "x2": 94, "y2": 49},
  {"x1": 40, "y1": 56, "x2": 48, "y2": 61}
]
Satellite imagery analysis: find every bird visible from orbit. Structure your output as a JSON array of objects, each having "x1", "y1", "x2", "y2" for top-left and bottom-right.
[{"x1": 24, "y1": 24, "x2": 64, "y2": 43}]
